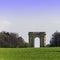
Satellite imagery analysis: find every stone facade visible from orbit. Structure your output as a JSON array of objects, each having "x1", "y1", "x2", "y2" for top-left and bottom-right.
[{"x1": 28, "y1": 32, "x2": 46, "y2": 47}]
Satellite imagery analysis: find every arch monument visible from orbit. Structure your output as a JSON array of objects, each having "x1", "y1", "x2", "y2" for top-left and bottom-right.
[{"x1": 28, "y1": 32, "x2": 46, "y2": 47}]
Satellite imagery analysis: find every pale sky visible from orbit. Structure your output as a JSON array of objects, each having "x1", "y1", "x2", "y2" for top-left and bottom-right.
[{"x1": 0, "y1": 0, "x2": 60, "y2": 46}]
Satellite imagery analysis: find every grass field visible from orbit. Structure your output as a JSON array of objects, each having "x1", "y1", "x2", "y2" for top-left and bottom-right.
[{"x1": 0, "y1": 47, "x2": 60, "y2": 60}]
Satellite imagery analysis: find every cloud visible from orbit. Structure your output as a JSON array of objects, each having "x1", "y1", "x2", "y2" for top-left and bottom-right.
[
  {"x1": 0, "y1": 20, "x2": 11, "y2": 31},
  {"x1": 9, "y1": 20, "x2": 60, "y2": 31}
]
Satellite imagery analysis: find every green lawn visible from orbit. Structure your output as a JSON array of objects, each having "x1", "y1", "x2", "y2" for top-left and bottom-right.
[{"x1": 0, "y1": 47, "x2": 60, "y2": 60}]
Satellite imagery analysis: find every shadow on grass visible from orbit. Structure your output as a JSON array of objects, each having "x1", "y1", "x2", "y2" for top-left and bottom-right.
[{"x1": 56, "y1": 51, "x2": 60, "y2": 52}]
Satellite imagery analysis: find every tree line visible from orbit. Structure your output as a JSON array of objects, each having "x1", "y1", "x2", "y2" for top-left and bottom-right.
[
  {"x1": 47, "y1": 31, "x2": 60, "y2": 47},
  {"x1": 0, "y1": 31, "x2": 60, "y2": 48},
  {"x1": 0, "y1": 31, "x2": 29, "y2": 48}
]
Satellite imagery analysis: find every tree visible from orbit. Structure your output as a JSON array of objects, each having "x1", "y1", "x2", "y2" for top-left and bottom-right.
[
  {"x1": 50, "y1": 31, "x2": 60, "y2": 47},
  {"x1": 0, "y1": 31, "x2": 27, "y2": 48},
  {"x1": 16, "y1": 37, "x2": 25, "y2": 48},
  {"x1": 24, "y1": 42, "x2": 29, "y2": 48}
]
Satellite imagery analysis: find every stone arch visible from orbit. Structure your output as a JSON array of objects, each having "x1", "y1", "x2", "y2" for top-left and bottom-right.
[{"x1": 28, "y1": 32, "x2": 46, "y2": 47}]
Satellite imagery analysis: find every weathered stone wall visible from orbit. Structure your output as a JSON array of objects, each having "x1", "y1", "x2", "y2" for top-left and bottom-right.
[{"x1": 28, "y1": 32, "x2": 46, "y2": 47}]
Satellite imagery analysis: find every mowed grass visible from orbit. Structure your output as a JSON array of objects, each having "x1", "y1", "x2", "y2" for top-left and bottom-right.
[{"x1": 0, "y1": 47, "x2": 60, "y2": 60}]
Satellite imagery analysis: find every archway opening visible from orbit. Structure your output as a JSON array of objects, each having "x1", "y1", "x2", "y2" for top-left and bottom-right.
[{"x1": 34, "y1": 37, "x2": 40, "y2": 48}]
